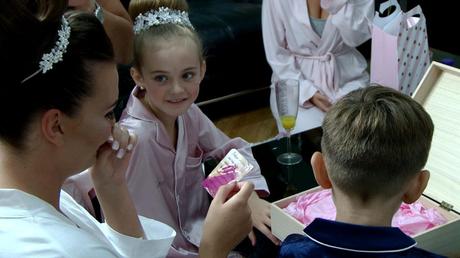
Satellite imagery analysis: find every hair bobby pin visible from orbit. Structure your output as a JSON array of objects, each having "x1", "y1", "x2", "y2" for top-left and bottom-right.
[
  {"x1": 21, "y1": 16, "x2": 71, "y2": 84},
  {"x1": 133, "y1": 7, "x2": 194, "y2": 34}
]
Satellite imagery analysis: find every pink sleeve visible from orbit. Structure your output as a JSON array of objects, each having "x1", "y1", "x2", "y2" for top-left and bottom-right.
[
  {"x1": 262, "y1": 0, "x2": 317, "y2": 105},
  {"x1": 62, "y1": 170, "x2": 96, "y2": 217},
  {"x1": 299, "y1": 80, "x2": 318, "y2": 108},
  {"x1": 192, "y1": 105, "x2": 269, "y2": 195},
  {"x1": 320, "y1": 0, "x2": 348, "y2": 14},
  {"x1": 325, "y1": 0, "x2": 374, "y2": 47}
]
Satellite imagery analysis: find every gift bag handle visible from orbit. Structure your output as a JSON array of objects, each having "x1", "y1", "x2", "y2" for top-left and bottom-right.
[
  {"x1": 379, "y1": 0, "x2": 400, "y2": 14},
  {"x1": 404, "y1": 5, "x2": 423, "y2": 18},
  {"x1": 374, "y1": 0, "x2": 402, "y2": 29},
  {"x1": 402, "y1": 5, "x2": 425, "y2": 29}
]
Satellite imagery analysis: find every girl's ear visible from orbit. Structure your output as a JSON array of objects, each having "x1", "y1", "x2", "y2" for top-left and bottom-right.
[
  {"x1": 199, "y1": 61, "x2": 207, "y2": 82},
  {"x1": 130, "y1": 67, "x2": 145, "y2": 88}
]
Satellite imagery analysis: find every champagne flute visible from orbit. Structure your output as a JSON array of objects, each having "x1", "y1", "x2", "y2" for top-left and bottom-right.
[{"x1": 276, "y1": 79, "x2": 302, "y2": 165}]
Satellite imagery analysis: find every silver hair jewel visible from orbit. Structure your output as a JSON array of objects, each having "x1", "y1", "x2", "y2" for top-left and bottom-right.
[
  {"x1": 133, "y1": 7, "x2": 194, "y2": 34},
  {"x1": 21, "y1": 16, "x2": 71, "y2": 84}
]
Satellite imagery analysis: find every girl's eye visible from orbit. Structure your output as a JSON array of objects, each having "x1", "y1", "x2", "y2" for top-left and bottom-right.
[
  {"x1": 183, "y1": 72, "x2": 195, "y2": 80},
  {"x1": 154, "y1": 75, "x2": 167, "y2": 83},
  {"x1": 105, "y1": 110, "x2": 115, "y2": 121}
]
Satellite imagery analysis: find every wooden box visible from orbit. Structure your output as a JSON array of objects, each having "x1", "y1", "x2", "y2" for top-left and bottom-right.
[{"x1": 271, "y1": 62, "x2": 460, "y2": 257}]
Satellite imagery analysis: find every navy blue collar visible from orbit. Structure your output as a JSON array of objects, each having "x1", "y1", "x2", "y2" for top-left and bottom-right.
[{"x1": 303, "y1": 218, "x2": 416, "y2": 253}]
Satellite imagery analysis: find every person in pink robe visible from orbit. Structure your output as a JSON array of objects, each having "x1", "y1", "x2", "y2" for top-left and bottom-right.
[
  {"x1": 116, "y1": 1, "x2": 277, "y2": 257},
  {"x1": 119, "y1": 88, "x2": 271, "y2": 257},
  {"x1": 262, "y1": 0, "x2": 374, "y2": 133}
]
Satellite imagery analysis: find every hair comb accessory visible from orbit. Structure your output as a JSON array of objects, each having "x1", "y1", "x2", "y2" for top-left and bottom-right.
[
  {"x1": 133, "y1": 7, "x2": 194, "y2": 34},
  {"x1": 21, "y1": 16, "x2": 71, "y2": 84}
]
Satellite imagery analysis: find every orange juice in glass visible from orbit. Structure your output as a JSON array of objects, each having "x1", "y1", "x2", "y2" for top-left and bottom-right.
[{"x1": 275, "y1": 79, "x2": 302, "y2": 165}]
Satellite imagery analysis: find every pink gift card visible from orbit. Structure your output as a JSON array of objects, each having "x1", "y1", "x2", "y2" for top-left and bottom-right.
[
  {"x1": 202, "y1": 149, "x2": 253, "y2": 197},
  {"x1": 202, "y1": 166, "x2": 237, "y2": 197}
]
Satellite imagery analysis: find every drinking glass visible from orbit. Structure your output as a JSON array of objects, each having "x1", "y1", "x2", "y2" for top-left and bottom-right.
[{"x1": 275, "y1": 79, "x2": 302, "y2": 165}]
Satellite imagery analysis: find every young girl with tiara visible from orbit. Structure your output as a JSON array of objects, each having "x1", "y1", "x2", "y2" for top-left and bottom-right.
[{"x1": 118, "y1": 0, "x2": 280, "y2": 256}]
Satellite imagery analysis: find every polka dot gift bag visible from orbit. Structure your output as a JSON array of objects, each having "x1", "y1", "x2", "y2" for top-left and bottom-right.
[{"x1": 370, "y1": 0, "x2": 430, "y2": 96}]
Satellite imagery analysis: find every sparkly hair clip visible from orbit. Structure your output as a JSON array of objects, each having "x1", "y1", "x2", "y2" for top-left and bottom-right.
[
  {"x1": 133, "y1": 7, "x2": 194, "y2": 34},
  {"x1": 21, "y1": 16, "x2": 71, "y2": 84}
]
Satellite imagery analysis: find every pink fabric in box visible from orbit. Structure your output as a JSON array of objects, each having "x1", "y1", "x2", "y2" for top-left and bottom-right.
[{"x1": 283, "y1": 189, "x2": 447, "y2": 236}]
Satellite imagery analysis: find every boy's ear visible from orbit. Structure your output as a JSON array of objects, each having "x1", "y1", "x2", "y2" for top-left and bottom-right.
[
  {"x1": 199, "y1": 61, "x2": 207, "y2": 81},
  {"x1": 41, "y1": 109, "x2": 65, "y2": 146},
  {"x1": 402, "y1": 170, "x2": 430, "y2": 204},
  {"x1": 130, "y1": 67, "x2": 144, "y2": 88},
  {"x1": 311, "y1": 152, "x2": 332, "y2": 189}
]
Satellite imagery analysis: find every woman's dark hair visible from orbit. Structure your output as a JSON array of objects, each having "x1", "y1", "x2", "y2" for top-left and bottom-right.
[{"x1": 0, "y1": 0, "x2": 114, "y2": 150}]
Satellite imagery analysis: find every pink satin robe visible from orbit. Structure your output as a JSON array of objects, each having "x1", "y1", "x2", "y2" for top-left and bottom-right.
[
  {"x1": 262, "y1": 0, "x2": 374, "y2": 133},
  {"x1": 118, "y1": 86, "x2": 269, "y2": 257}
]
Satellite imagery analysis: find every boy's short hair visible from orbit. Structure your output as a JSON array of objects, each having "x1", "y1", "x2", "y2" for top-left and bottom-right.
[{"x1": 322, "y1": 86, "x2": 434, "y2": 199}]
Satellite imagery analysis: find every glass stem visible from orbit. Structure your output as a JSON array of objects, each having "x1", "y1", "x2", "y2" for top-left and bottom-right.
[{"x1": 286, "y1": 130, "x2": 292, "y2": 154}]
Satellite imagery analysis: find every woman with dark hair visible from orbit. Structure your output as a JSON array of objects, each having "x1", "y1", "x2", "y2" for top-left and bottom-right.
[{"x1": 0, "y1": 1, "x2": 253, "y2": 257}]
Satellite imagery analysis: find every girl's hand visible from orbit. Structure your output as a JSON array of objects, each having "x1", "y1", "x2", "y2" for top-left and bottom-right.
[
  {"x1": 247, "y1": 194, "x2": 281, "y2": 246},
  {"x1": 310, "y1": 92, "x2": 332, "y2": 112},
  {"x1": 90, "y1": 124, "x2": 137, "y2": 190}
]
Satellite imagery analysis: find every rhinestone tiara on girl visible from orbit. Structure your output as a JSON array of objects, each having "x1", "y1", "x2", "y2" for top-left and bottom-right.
[
  {"x1": 21, "y1": 16, "x2": 71, "y2": 84},
  {"x1": 133, "y1": 7, "x2": 194, "y2": 34}
]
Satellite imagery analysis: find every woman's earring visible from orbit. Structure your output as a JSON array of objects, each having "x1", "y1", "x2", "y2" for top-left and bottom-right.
[{"x1": 139, "y1": 86, "x2": 145, "y2": 90}]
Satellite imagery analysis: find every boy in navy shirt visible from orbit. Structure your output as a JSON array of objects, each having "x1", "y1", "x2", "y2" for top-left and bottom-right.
[{"x1": 279, "y1": 86, "x2": 446, "y2": 257}]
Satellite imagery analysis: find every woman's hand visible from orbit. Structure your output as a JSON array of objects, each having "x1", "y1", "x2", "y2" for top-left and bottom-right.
[
  {"x1": 247, "y1": 193, "x2": 281, "y2": 246},
  {"x1": 90, "y1": 124, "x2": 136, "y2": 189},
  {"x1": 200, "y1": 182, "x2": 254, "y2": 258},
  {"x1": 310, "y1": 92, "x2": 332, "y2": 112},
  {"x1": 89, "y1": 124, "x2": 143, "y2": 238}
]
